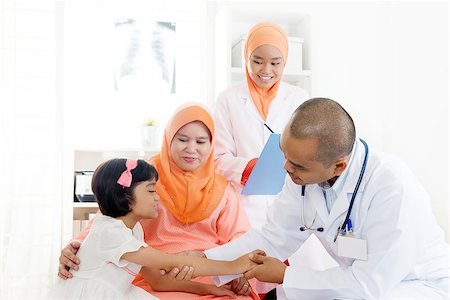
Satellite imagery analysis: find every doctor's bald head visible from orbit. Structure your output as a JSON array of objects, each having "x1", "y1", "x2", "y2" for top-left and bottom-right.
[{"x1": 288, "y1": 98, "x2": 356, "y2": 166}]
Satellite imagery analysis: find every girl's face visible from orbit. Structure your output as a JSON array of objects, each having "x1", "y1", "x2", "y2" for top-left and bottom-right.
[
  {"x1": 170, "y1": 121, "x2": 211, "y2": 172},
  {"x1": 131, "y1": 179, "x2": 159, "y2": 219},
  {"x1": 248, "y1": 44, "x2": 285, "y2": 89}
]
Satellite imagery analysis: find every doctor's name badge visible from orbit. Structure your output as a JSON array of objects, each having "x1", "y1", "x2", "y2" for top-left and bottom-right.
[{"x1": 336, "y1": 233, "x2": 368, "y2": 261}]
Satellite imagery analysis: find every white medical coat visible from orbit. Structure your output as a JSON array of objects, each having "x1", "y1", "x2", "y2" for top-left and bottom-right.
[
  {"x1": 213, "y1": 81, "x2": 309, "y2": 228},
  {"x1": 205, "y1": 139, "x2": 449, "y2": 299}
]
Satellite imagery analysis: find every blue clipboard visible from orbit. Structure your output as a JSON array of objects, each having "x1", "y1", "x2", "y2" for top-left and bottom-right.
[{"x1": 241, "y1": 133, "x2": 287, "y2": 195}]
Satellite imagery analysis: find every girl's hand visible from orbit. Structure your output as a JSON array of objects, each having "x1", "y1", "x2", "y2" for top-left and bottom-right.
[
  {"x1": 58, "y1": 241, "x2": 81, "y2": 279},
  {"x1": 233, "y1": 249, "x2": 266, "y2": 273}
]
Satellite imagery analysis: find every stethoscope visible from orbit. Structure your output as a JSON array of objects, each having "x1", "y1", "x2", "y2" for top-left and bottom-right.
[{"x1": 299, "y1": 139, "x2": 369, "y2": 238}]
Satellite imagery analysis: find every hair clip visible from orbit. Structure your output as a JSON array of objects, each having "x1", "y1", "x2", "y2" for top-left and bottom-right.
[{"x1": 117, "y1": 159, "x2": 138, "y2": 188}]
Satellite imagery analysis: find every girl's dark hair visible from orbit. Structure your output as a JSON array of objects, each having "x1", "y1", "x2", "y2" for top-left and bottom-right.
[{"x1": 91, "y1": 158, "x2": 158, "y2": 218}]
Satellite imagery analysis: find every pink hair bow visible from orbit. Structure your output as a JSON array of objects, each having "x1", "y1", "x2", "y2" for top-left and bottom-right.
[{"x1": 117, "y1": 159, "x2": 138, "y2": 188}]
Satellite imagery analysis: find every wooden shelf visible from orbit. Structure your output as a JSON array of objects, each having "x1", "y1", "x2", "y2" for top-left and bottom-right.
[
  {"x1": 73, "y1": 202, "x2": 98, "y2": 208},
  {"x1": 62, "y1": 148, "x2": 159, "y2": 245},
  {"x1": 213, "y1": 6, "x2": 312, "y2": 98}
]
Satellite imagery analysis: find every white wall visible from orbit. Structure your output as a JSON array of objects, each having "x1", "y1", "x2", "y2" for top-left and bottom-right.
[
  {"x1": 207, "y1": 1, "x2": 449, "y2": 241},
  {"x1": 307, "y1": 1, "x2": 449, "y2": 241},
  {"x1": 61, "y1": 0, "x2": 208, "y2": 151}
]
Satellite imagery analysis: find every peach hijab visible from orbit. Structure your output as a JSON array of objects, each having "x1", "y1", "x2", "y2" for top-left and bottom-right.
[
  {"x1": 150, "y1": 104, "x2": 228, "y2": 224},
  {"x1": 245, "y1": 22, "x2": 289, "y2": 121}
]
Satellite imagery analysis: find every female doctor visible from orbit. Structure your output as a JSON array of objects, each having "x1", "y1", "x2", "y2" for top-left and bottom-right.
[
  {"x1": 205, "y1": 98, "x2": 449, "y2": 299},
  {"x1": 214, "y1": 22, "x2": 309, "y2": 229}
]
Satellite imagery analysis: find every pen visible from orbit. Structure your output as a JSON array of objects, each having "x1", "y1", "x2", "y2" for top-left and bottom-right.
[
  {"x1": 333, "y1": 226, "x2": 341, "y2": 242},
  {"x1": 347, "y1": 219, "x2": 353, "y2": 232},
  {"x1": 264, "y1": 123, "x2": 274, "y2": 133}
]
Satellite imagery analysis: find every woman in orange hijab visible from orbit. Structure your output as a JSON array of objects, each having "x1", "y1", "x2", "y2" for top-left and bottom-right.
[
  {"x1": 214, "y1": 22, "x2": 309, "y2": 231},
  {"x1": 59, "y1": 104, "x2": 259, "y2": 299},
  {"x1": 136, "y1": 103, "x2": 259, "y2": 299}
]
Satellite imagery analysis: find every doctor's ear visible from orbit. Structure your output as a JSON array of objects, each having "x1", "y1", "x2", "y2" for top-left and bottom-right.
[{"x1": 333, "y1": 158, "x2": 348, "y2": 176}]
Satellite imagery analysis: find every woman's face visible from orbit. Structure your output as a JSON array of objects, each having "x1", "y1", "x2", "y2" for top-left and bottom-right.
[
  {"x1": 170, "y1": 121, "x2": 212, "y2": 172},
  {"x1": 248, "y1": 44, "x2": 285, "y2": 89}
]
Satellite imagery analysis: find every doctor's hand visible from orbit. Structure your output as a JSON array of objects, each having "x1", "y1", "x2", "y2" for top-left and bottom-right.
[
  {"x1": 244, "y1": 252, "x2": 286, "y2": 284},
  {"x1": 58, "y1": 240, "x2": 81, "y2": 280}
]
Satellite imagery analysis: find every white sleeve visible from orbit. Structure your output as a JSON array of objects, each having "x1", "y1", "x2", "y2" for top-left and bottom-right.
[
  {"x1": 205, "y1": 176, "x2": 309, "y2": 285},
  {"x1": 99, "y1": 221, "x2": 148, "y2": 267},
  {"x1": 213, "y1": 91, "x2": 248, "y2": 185}
]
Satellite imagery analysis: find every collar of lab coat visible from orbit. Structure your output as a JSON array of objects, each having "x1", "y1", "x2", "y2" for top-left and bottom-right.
[
  {"x1": 309, "y1": 139, "x2": 369, "y2": 228},
  {"x1": 236, "y1": 82, "x2": 289, "y2": 123}
]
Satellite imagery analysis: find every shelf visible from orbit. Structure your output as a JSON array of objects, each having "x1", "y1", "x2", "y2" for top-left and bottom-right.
[
  {"x1": 73, "y1": 202, "x2": 98, "y2": 208},
  {"x1": 63, "y1": 147, "x2": 161, "y2": 245},
  {"x1": 74, "y1": 146, "x2": 160, "y2": 153},
  {"x1": 213, "y1": 5, "x2": 312, "y2": 97}
]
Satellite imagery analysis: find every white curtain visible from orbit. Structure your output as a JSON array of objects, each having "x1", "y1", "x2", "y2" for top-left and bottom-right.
[
  {"x1": 0, "y1": 0, "x2": 207, "y2": 298},
  {"x1": 0, "y1": 1, "x2": 62, "y2": 299}
]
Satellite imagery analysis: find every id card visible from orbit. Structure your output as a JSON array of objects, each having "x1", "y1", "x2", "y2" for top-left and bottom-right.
[{"x1": 337, "y1": 234, "x2": 367, "y2": 261}]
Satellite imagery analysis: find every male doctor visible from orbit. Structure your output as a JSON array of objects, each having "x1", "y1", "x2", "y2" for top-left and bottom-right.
[{"x1": 204, "y1": 98, "x2": 449, "y2": 299}]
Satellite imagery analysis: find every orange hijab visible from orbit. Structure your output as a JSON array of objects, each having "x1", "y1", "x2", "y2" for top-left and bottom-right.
[
  {"x1": 150, "y1": 104, "x2": 228, "y2": 224},
  {"x1": 245, "y1": 22, "x2": 289, "y2": 121}
]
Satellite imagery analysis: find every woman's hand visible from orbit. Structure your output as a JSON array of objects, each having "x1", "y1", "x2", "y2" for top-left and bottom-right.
[
  {"x1": 142, "y1": 266, "x2": 236, "y2": 298},
  {"x1": 229, "y1": 277, "x2": 252, "y2": 296},
  {"x1": 163, "y1": 265, "x2": 194, "y2": 281},
  {"x1": 203, "y1": 284, "x2": 237, "y2": 298},
  {"x1": 58, "y1": 241, "x2": 81, "y2": 280}
]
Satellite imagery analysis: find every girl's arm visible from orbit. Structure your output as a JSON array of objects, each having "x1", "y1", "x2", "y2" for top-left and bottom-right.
[{"x1": 122, "y1": 247, "x2": 259, "y2": 277}]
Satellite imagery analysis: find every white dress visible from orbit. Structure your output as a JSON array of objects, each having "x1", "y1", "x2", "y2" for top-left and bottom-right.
[{"x1": 49, "y1": 215, "x2": 158, "y2": 300}]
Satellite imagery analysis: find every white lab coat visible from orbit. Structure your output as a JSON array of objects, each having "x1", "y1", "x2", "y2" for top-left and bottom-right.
[
  {"x1": 214, "y1": 81, "x2": 309, "y2": 229},
  {"x1": 205, "y1": 139, "x2": 449, "y2": 299}
]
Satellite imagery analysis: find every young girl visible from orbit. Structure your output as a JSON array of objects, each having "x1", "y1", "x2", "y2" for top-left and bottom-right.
[{"x1": 49, "y1": 158, "x2": 258, "y2": 299}]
